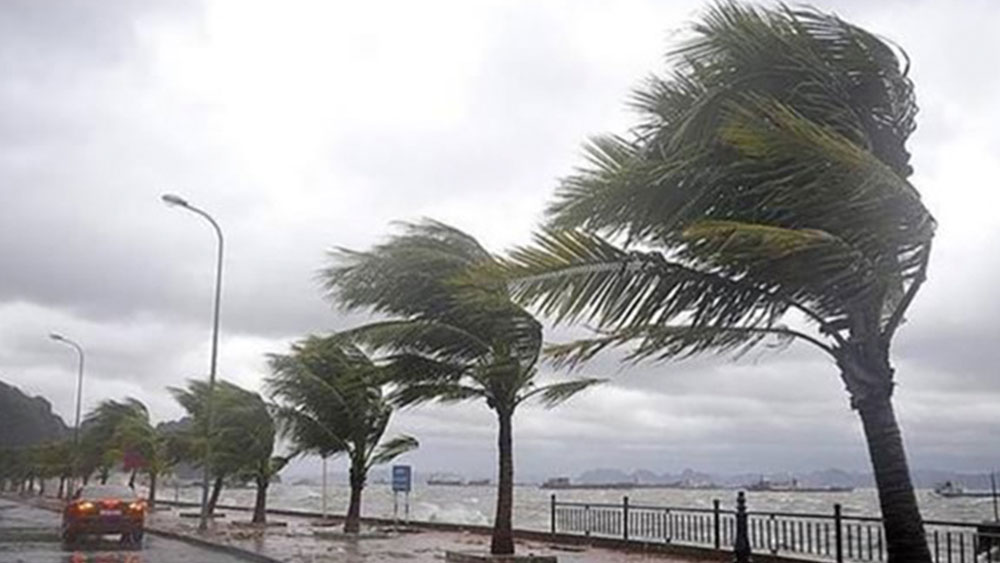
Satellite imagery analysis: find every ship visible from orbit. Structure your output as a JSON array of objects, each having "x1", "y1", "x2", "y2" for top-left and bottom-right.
[
  {"x1": 427, "y1": 477, "x2": 465, "y2": 486},
  {"x1": 746, "y1": 477, "x2": 853, "y2": 493},
  {"x1": 934, "y1": 481, "x2": 999, "y2": 498}
]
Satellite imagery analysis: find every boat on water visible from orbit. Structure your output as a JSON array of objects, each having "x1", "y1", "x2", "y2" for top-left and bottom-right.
[
  {"x1": 934, "y1": 481, "x2": 999, "y2": 498},
  {"x1": 427, "y1": 478, "x2": 465, "y2": 486},
  {"x1": 746, "y1": 478, "x2": 853, "y2": 493}
]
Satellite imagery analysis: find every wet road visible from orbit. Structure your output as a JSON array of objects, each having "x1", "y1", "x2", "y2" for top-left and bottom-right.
[{"x1": 0, "y1": 499, "x2": 247, "y2": 563}]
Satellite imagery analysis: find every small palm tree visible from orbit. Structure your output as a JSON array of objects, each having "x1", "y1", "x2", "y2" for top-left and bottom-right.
[
  {"x1": 267, "y1": 335, "x2": 418, "y2": 533},
  {"x1": 321, "y1": 221, "x2": 602, "y2": 554},
  {"x1": 37, "y1": 440, "x2": 73, "y2": 498},
  {"x1": 170, "y1": 380, "x2": 278, "y2": 517},
  {"x1": 501, "y1": 3, "x2": 933, "y2": 561},
  {"x1": 83, "y1": 399, "x2": 150, "y2": 486}
]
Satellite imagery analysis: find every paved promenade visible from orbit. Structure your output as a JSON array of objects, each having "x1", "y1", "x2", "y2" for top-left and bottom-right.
[{"x1": 3, "y1": 494, "x2": 711, "y2": 562}]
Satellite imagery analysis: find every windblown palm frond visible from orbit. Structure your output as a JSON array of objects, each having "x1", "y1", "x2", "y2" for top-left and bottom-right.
[
  {"x1": 369, "y1": 435, "x2": 419, "y2": 468},
  {"x1": 511, "y1": 1, "x2": 933, "y2": 363}
]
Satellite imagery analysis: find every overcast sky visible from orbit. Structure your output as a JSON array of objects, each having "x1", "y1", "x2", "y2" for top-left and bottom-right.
[{"x1": 2, "y1": 0, "x2": 999, "y2": 480}]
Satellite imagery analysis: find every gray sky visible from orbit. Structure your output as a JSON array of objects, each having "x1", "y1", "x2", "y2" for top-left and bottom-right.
[{"x1": 1, "y1": 0, "x2": 999, "y2": 480}]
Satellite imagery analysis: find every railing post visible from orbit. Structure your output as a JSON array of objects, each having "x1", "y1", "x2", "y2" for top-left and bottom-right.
[
  {"x1": 834, "y1": 503, "x2": 843, "y2": 563},
  {"x1": 623, "y1": 495, "x2": 630, "y2": 542},
  {"x1": 733, "y1": 491, "x2": 752, "y2": 563},
  {"x1": 550, "y1": 494, "x2": 556, "y2": 536},
  {"x1": 714, "y1": 498, "x2": 722, "y2": 550}
]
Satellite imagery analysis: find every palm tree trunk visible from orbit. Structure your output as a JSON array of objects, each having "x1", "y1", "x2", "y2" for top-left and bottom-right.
[
  {"x1": 252, "y1": 476, "x2": 268, "y2": 524},
  {"x1": 57, "y1": 476, "x2": 66, "y2": 499},
  {"x1": 344, "y1": 460, "x2": 364, "y2": 533},
  {"x1": 148, "y1": 471, "x2": 157, "y2": 508},
  {"x1": 128, "y1": 468, "x2": 137, "y2": 489},
  {"x1": 490, "y1": 409, "x2": 515, "y2": 555},
  {"x1": 858, "y1": 398, "x2": 931, "y2": 563},
  {"x1": 207, "y1": 475, "x2": 224, "y2": 515}
]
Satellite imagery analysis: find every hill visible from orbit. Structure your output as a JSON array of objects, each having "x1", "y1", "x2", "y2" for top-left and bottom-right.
[{"x1": 0, "y1": 379, "x2": 69, "y2": 448}]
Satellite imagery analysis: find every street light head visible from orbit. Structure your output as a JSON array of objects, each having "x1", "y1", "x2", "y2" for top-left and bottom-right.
[
  {"x1": 161, "y1": 193, "x2": 189, "y2": 208},
  {"x1": 49, "y1": 333, "x2": 65, "y2": 341}
]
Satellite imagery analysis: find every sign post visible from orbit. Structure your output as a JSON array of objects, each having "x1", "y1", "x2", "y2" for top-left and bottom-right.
[{"x1": 392, "y1": 465, "x2": 412, "y2": 527}]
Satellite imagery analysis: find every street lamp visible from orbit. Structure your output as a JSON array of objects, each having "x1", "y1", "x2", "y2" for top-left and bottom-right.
[
  {"x1": 162, "y1": 193, "x2": 224, "y2": 532},
  {"x1": 49, "y1": 333, "x2": 84, "y2": 492}
]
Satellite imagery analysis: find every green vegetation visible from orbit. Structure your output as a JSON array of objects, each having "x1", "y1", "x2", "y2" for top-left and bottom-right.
[
  {"x1": 500, "y1": 2, "x2": 933, "y2": 561},
  {"x1": 322, "y1": 221, "x2": 601, "y2": 553},
  {"x1": 169, "y1": 380, "x2": 281, "y2": 521},
  {"x1": 83, "y1": 398, "x2": 180, "y2": 507},
  {"x1": 267, "y1": 335, "x2": 418, "y2": 533}
]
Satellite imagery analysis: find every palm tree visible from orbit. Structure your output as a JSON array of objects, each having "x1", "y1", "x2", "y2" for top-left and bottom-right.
[
  {"x1": 321, "y1": 221, "x2": 602, "y2": 554},
  {"x1": 36, "y1": 440, "x2": 72, "y2": 498},
  {"x1": 266, "y1": 335, "x2": 418, "y2": 533},
  {"x1": 500, "y1": 3, "x2": 933, "y2": 561},
  {"x1": 109, "y1": 404, "x2": 181, "y2": 508},
  {"x1": 170, "y1": 380, "x2": 277, "y2": 517},
  {"x1": 82, "y1": 400, "x2": 148, "y2": 485}
]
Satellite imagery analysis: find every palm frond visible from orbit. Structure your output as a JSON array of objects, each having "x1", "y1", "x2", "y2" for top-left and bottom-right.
[
  {"x1": 545, "y1": 323, "x2": 828, "y2": 370},
  {"x1": 518, "y1": 378, "x2": 605, "y2": 408},
  {"x1": 368, "y1": 435, "x2": 419, "y2": 468},
  {"x1": 389, "y1": 382, "x2": 486, "y2": 409},
  {"x1": 503, "y1": 229, "x2": 790, "y2": 330}
]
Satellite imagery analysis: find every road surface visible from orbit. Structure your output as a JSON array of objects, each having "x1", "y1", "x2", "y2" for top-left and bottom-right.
[{"x1": 0, "y1": 498, "x2": 248, "y2": 563}]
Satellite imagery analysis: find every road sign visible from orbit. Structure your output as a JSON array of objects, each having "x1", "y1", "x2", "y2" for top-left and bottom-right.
[{"x1": 392, "y1": 465, "x2": 412, "y2": 493}]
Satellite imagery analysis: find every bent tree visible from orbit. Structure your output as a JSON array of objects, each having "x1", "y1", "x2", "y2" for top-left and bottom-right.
[
  {"x1": 266, "y1": 336, "x2": 418, "y2": 533},
  {"x1": 502, "y1": 3, "x2": 934, "y2": 562},
  {"x1": 322, "y1": 221, "x2": 602, "y2": 555}
]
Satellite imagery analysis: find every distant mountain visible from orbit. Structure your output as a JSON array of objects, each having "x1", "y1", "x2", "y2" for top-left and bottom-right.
[
  {"x1": 565, "y1": 466, "x2": 997, "y2": 490},
  {"x1": 0, "y1": 379, "x2": 69, "y2": 448},
  {"x1": 578, "y1": 468, "x2": 632, "y2": 484}
]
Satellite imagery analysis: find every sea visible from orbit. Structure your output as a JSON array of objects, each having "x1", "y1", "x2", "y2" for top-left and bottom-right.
[{"x1": 164, "y1": 483, "x2": 1000, "y2": 528}]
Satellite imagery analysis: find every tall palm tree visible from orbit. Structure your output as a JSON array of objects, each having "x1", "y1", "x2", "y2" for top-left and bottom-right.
[
  {"x1": 266, "y1": 335, "x2": 418, "y2": 533},
  {"x1": 321, "y1": 221, "x2": 602, "y2": 554},
  {"x1": 500, "y1": 3, "x2": 933, "y2": 561}
]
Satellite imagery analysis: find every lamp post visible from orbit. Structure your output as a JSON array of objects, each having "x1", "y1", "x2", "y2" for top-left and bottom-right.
[
  {"x1": 49, "y1": 333, "x2": 84, "y2": 493},
  {"x1": 162, "y1": 193, "x2": 224, "y2": 532}
]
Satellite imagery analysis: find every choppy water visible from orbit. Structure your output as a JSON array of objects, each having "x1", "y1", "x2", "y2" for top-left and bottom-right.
[{"x1": 164, "y1": 484, "x2": 1000, "y2": 529}]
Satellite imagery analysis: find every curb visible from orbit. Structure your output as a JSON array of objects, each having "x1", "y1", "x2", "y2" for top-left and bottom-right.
[{"x1": 146, "y1": 526, "x2": 283, "y2": 563}]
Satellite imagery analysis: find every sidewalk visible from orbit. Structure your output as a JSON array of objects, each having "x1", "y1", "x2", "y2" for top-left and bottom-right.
[
  {"x1": 6, "y1": 494, "x2": 712, "y2": 562},
  {"x1": 147, "y1": 504, "x2": 708, "y2": 562}
]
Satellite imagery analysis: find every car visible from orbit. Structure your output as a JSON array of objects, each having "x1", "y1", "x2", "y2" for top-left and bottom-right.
[{"x1": 62, "y1": 484, "x2": 146, "y2": 547}]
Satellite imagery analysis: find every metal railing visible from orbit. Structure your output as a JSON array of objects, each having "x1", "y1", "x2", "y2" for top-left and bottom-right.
[{"x1": 550, "y1": 493, "x2": 1000, "y2": 563}]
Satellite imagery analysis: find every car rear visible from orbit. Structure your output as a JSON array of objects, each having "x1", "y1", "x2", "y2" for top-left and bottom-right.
[{"x1": 62, "y1": 484, "x2": 145, "y2": 546}]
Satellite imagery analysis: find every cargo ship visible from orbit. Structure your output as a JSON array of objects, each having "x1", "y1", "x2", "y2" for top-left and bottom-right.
[{"x1": 746, "y1": 478, "x2": 853, "y2": 493}]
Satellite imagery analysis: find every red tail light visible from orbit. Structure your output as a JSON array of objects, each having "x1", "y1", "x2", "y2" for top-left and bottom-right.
[
  {"x1": 127, "y1": 501, "x2": 145, "y2": 514},
  {"x1": 73, "y1": 501, "x2": 97, "y2": 514}
]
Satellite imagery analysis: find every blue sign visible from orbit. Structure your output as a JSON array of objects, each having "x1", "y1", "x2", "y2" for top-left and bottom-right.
[{"x1": 392, "y1": 465, "x2": 412, "y2": 492}]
